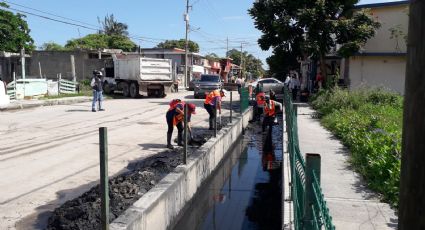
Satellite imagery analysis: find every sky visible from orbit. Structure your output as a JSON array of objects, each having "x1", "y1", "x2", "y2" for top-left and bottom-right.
[{"x1": 2, "y1": 0, "x2": 394, "y2": 69}]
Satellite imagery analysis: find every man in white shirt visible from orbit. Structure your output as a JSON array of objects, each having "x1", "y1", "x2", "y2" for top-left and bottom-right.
[{"x1": 289, "y1": 76, "x2": 300, "y2": 101}]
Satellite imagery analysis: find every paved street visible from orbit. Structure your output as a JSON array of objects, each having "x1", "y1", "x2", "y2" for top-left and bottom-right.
[{"x1": 0, "y1": 91, "x2": 238, "y2": 229}]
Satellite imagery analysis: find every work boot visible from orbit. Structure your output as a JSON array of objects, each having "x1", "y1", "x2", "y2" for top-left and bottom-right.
[
  {"x1": 167, "y1": 133, "x2": 174, "y2": 149},
  {"x1": 177, "y1": 132, "x2": 184, "y2": 146}
]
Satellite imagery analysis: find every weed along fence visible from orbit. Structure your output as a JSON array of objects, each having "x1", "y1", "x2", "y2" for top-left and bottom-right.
[{"x1": 283, "y1": 89, "x2": 335, "y2": 230}]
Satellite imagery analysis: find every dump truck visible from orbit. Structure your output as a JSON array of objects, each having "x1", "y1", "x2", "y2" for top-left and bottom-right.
[{"x1": 103, "y1": 55, "x2": 173, "y2": 98}]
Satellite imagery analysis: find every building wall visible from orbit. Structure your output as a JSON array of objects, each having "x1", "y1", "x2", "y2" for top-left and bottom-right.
[
  {"x1": 29, "y1": 51, "x2": 106, "y2": 81},
  {"x1": 362, "y1": 4, "x2": 409, "y2": 53},
  {"x1": 348, "y1": 56, "x2": 406, "y2": 94}
]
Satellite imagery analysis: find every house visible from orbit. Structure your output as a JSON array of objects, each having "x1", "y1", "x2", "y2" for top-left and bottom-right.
[{"x1": 342, "y1": 0, "x2": 409, "y2": 94}]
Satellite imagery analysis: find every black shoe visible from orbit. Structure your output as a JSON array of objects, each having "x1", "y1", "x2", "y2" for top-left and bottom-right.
[
  {"x1": 167, "y1": 144, "x2": 174, "y2": 149},
  {"x1": 99, "y1": 109, "x2": 105, "y2": 111},
  {"x1": 177, "y1": 143, "x2": 184, "y2": 147},
  {"x1": 92, "y1": 109, "x2": 96, "y2": 112}
]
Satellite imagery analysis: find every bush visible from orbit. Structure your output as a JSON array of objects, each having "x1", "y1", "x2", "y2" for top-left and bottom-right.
[{"x1": 312, "y1": 88, "x2": 402, "y2": 208}]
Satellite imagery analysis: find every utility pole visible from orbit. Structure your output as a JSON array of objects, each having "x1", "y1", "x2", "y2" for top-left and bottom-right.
[
  {"x1": 226, "y1": 37, "x2": 229, "y2": 57},
  {"x1": 240, "y1": 43, "x2": 243, "y2": 79},
  {"x1": 398, "y1": 0, "x2": 425, "y2": 229},
  {"x1": 184, "y1": 0, "x2": 190, "y2": 89}
]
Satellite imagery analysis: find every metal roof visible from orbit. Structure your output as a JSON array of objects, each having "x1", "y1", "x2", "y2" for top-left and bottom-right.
[{"x1": 355, "y1": 0, "x2": 409, "y2": 9}]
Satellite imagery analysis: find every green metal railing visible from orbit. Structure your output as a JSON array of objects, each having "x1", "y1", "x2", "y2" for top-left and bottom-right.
[
  {"x1": 283, "y1": 89, "x2": 335, "y2": 230},
  {"x1": 240, "y1": 87, "x2": 249, "y2": 113}
]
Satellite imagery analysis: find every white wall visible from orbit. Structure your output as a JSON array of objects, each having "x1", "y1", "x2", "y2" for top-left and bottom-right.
[
  {"x1": 362, "y1": 4, "x2": 409, "y2": 53},
  {"x1": 348, "y1": 56, "x2": 406, "y2": 94}
]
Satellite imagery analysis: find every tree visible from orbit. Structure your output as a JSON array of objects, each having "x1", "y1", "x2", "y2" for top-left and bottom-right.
[
  {"x1": 0, "y1": 2, "x2": 34, "y2": 52},
  {"x1": 249, "y1": 0, "x2": 380, "y2": 78},
  {"x1": 156, "y1": 39, "x2": 200, "y2": 53},
  {"x1": 65, "y1": 34, "x2": 109, "y2": 50},
  {"x1": 226, "y1": 49, "x2": 265, "y2": 78},
  {"x1": 40, "y1": 42, "x2": 68, "y2": 51},
  {"x1": 65, "y1": 34, "x2": 136, "y2": 52},
  {"x1": 108, "y1": 35, "x2": 136, "y2": 51},
  {"x1": 205, "y1": 53, "x2": 220, "y2": 62},
  {"x1": 102, "y1": 14, "x2": 128, "y2": 36}
]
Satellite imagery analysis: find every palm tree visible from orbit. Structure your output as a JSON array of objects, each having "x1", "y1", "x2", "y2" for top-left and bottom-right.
[{"x1": 102, "y1": 14, "x2": 129, "y2": 36}]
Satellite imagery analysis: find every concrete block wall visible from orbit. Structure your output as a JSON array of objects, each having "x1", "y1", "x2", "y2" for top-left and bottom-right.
[{"x1": 110, "y1": 108, "x2": 253, "y2": 230}]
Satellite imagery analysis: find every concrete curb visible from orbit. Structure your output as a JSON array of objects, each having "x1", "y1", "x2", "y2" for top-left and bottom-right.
[
  {"x1": 0, "y1": 96, "x2": 92, "y2": 111},
  {"x1": 110, "y1": 108, "x2": 253, "y2": 230}
]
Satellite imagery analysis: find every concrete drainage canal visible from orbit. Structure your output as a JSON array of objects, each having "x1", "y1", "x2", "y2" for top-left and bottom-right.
[
  {"x1": 172, "y1": 119, "x2": 283, "y2": 230},
  {"x1": 44, "y1": 111, "x2": 283, "y2": 230}
]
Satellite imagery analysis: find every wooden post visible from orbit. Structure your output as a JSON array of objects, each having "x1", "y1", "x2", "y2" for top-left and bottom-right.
[
  {"x1": 58, "y1": 73, "x2": 61, "y2": 95},
  {"x1": 398, "y1": 1, "x2": 425, "y2": 229},
  {"x1": 70, "y1": 55, "x2": 76, "y2": 82},
  {"x1": 304, "y1": 153, "x2": 321, "y2": 230},
  {"x1": 99, "y1": 127, "x2": 109, "y2": 230},
  {"x1": 38, "y1": 62, "x2": 42, "y2": 78},
  {"x1": 183, "y1": 104, "x2": 188, "y2": 164}
]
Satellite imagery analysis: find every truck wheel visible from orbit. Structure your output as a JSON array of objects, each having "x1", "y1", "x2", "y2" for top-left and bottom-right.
[
  {"x1": 103, "y1": 82, "x2": 113, "y2": 94},
  {"x1": 122, "y1": 82, "x2": 130, "y2": 97},
  {"x1": 129, "y1": 82, "x2": 139, "y2": 98}
]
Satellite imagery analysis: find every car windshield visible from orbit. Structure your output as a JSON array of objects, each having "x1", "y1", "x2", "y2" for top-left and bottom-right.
[{"x1": 200, "y1": 75, "x2": 220, "y2": 82}]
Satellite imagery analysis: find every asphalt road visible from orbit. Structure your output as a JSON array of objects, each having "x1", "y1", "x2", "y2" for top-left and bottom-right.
[{"x1": 0, "y1": 91, "x2": 238, "y2": 229}]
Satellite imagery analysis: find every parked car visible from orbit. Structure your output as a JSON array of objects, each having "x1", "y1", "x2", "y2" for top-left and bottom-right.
[
  {"x1": 194, "y1": 74, "x2": 222, "y2": 99},
  {"x1": 252, "y1": 78, "x2": 285, "y2": 94},
  {"x1": 188, "y1": 78, "x2": 199, "y2": 91}
]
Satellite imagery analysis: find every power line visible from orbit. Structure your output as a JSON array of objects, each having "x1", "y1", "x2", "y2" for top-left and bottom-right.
[
  {"x1": 3, "y1": 0, "x2": 99, "y2": 28},
  {"x1": 0, "y1": 4, "x2": 169, "y2": 44}
]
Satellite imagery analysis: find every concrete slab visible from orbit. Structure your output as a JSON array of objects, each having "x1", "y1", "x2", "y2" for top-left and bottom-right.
[
  {"x1": 296, "y1": 105, "x2": 398, "y2": 229},
  {"x1": 0, "y1": 91, "x2": 241, "y2": 229}
]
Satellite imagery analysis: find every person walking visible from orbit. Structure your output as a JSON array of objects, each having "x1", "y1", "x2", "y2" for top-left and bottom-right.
[
  {"x1": 204, "y1": 89, "x2": 225, "y2": 130},
  {"x1": 90, "y1": 70, "x2": 104, "y2": 112},
  {"x1": 262, "y1": 95, "x2": 282, "y2": 132},
  {"x1": 289, "y1": 75, "x2": 300, "y2": 101}
]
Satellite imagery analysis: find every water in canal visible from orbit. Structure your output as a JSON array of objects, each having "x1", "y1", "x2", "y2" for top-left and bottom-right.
[{"x1": 173, "y1": 119, "x2": 283, "y2": 230}]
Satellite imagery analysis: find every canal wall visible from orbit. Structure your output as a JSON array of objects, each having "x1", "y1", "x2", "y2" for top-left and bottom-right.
[{"x1": 110, "y1": 108, "x2": 253, "y2": 230}]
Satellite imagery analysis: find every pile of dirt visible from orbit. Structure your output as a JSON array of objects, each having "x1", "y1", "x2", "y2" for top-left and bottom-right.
[
  {"x1": 46, "y1": 117, "x2": 234, "y2": 230},
  {"x1": 46, "y1": 150, "x2": 183, "y2": 230}
]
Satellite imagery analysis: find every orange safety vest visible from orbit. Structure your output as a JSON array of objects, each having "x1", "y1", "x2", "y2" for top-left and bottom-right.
[
  {"x1": 171, "y1": 102, "x2": 184, "y2": 126},
  {"x1": 256, "y1": 92, "x2": 265, "y2": 106},
  {"x1": 264, "y1": 100, "x2": 276, "y2": 117},
  {"x1": 204, "y1": 90, "x2": 220, "y2": 105}
]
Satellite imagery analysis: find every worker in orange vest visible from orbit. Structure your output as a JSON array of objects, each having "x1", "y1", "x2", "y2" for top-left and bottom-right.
[
  {"x1": 166, "y1": 99, "x2": 196, "y2": 149},
  {"x1": 204, "y1": 89, "x2": 226, "y2": 130},
  {"x1": 263, "y1": 95, "x2": 282, "y2": 132},
  {"x1": 253, "y1": 89, "x2": 266, "y2": 121}
]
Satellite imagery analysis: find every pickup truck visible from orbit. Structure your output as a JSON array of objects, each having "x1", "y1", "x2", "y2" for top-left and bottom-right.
[{"x1": 194, "y1": 74, "x2": 222, "y2": 99}]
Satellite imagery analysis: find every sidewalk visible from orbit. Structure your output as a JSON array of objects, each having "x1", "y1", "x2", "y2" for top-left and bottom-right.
[
  {"x1": 297, "y1": 105, "x2": 398, "y2": 230},
  {"x1": 0, "y1": 96, "x2": 92, "y2": 111}
]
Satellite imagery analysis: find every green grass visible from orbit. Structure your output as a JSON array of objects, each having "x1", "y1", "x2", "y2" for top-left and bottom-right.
[{"x1": 311, "y1": 88, "x2": 403, "y2": 208}]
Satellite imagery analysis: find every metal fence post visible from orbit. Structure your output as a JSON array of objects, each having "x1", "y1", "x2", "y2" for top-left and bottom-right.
[
  {"x1": 230, "y1": 91, "x2": 233, "y2": 124},
  {"x1": 99, "y1": 127, "x2": 109, "y2": 230},
  {"x1": 183, "y1": 104, "x2": 188, "y2": 164},
  {"x1": 58, "y1": 73, "x2": 62, "y2": 95},
  {"x1": 304, "y1": 153, "x2": 321, "y2": 230},
  {"x1": 294, "y1": 104, "x2": 298, "y2": 116},
  {"x1": 214, "y1": 105, "x2": 217, "y2": 137}
]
